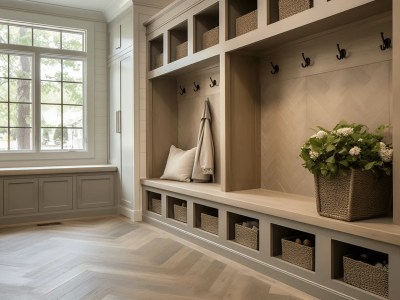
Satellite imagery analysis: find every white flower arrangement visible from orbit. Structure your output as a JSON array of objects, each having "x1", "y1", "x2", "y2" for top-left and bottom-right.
[{"x1": 300, "y1": 122, "x2": 392, "y2": 177}]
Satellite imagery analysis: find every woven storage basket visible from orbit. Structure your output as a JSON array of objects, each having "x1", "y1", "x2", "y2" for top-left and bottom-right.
[
  {"x1": 278, "y1": 0, "x2": 312, "y2": 20},
  {"x1": 173, "y1": 204, "x2": 187, "y2": 223},
  {"x1": 236, "y1": 10, "x2": 257, "y2": 37},
  {"x1": 150, "y1": 198, "x2": 161, "y2": 215},
  {"x1": 281, "y1": 236, "x2": 315, "y2": 271},
  {"x1": 343, "y1": 254, "x2": 388, "y2": 298},
  {"x1": 203, "y1": 26, "x2": 219, "y2": 49},
  {"x1": 314, "y1": 169, "x2": 391, "y2": 221},
  {"x1": 200, "y1": 213, "x2": 218, "y2": 235},
  {"x1": 175, "y1": 41, "x2": 188, "y2": 60},
  {"x1": 154, "y1": 53, "x2": 163, "y2": 69},
  {"x1": 235, "y1": 223, "x2": 259, "y2": 250}
]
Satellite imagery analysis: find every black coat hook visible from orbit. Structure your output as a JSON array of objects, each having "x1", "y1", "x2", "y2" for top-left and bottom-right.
[
  {"x1": 336, "y1": 44, "x2": 346, "y2": 60},
  {"x1": 380, "y1": 32, "x2": 391, "y2": 51},
  {"x1": 179, "y1": 85, "x2": 186, "y2": 95},
  {"x1": 301, "y1": 52, "x2": 311, "y2": 68},
  {"x1": 270, "y1": 62, "x2": 279, "y2": 75},
  {"x1": 193, "y1": 82, "x2": 200, "y2": 92},
  {"x1": 209, "y1": 77, "x2": 217, "y2": 87}
]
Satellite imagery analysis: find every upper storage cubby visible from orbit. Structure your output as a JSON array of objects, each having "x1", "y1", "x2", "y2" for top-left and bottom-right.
[
  {"x1": 150, "y1": 35, "x2": 164, "y2": 70},
  {"x1": 194, "y1": 3, "x2": 219, "y2": 52},
  {"x1": 267, "y1": 0, "x2": 313, "y2": 24},
  {"x1": 169, "y1": 21, "x2": 188, "y2": 62},
  {"x1": 227, "y1": 0, "x2": 257, "y2": 39}
]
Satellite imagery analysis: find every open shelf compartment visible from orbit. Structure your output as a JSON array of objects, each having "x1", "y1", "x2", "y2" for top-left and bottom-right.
[
  {"x1": 150, "y1": 35, "x2": 164, "y2": 70},
  {"x1": 228, "y1": 212, "x2": 259, "y2": 250},
  {"x1": 147, "y1": 191, "x2": 162, "y2": 215},
  {"x1": 194, "y1": 3, "x2": 219, "y2": 52},
  {"x1": 227, "y1": 0, "x2": 257, "y2": 39},
  {"x1": 167, "y1": 196, "x2": 187, "y2": 223},
  {"x1": 169, "y1": 21, "x2": 188, "y2": 62},
  {"x1": 271, "y1": 224, "x2": 315, "y2": 271},
  {"x1": 332, "y1": 240, "x2": 389, "y2": 298},
  {"x1": 194, "y1": 203, "x2": 219, "y2": 235}
]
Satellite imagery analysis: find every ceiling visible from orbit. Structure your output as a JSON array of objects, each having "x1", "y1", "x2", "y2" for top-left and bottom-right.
[{"x1": 22, "y1": 0, "x2": 126, "y2": 14}]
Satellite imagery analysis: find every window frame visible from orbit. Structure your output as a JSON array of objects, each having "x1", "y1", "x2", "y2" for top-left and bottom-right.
[{"x1": 0, "y1": 14, "x2": 95, "y2": 162}]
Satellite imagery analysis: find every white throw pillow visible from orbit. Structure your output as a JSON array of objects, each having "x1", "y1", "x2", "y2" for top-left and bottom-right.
[{"x1": 161, "y1": 145, "x2": 196, "y2": 182}]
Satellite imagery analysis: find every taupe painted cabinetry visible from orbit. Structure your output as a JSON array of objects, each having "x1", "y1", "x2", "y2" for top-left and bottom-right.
[
  {"x1": 39, "y1": 177, "x2": 73, "y2": 212},
  {"x1": 4, "y1": 178, "x2": 39, "y2": 215},
  {"x1": 77, "y1": 175, "x2": 115, "y2": 209}
]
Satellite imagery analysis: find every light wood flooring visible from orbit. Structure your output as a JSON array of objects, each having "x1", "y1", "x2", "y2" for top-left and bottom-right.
[{"x1": 0, "y1": 216, "x2": 317, "y2": 300}]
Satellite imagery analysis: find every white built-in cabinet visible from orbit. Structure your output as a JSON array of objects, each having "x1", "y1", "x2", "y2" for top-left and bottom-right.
[{"x1": 109, "y1": 11, "x2": 133, "y2": 59}]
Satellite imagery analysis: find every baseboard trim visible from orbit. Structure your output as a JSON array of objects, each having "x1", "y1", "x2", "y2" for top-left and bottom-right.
[
  {"x1": 118, "y1": 206, "x2": 142, "y2": 222},
  {"x1": 143, "y1": 214, "x2": 355, "y2": 300}
]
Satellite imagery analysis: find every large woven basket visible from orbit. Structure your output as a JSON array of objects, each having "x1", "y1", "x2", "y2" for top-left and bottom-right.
[
  {"x1": 278, "y1": 0, "x2": 312, "y2": 20},
  {"x1": 343, "y1": 254, "x2": 388, "y2": 298},
  {"x1": 236, "y1": 10, "x2": 257, "y2": 37},
  {"x1": 154, "y1": 53, "x2": 163, "y2": 69},
  {"x1": 175, "y1": 41, "x2": 188, "y2": 60},
  {"x1": 235, "y1": 223, "x2": 258, "y2": 250},
  {"x1": 150, "y1": 198, "x2": 161, "y2": 215},
  {"x1": 203, "y1": 26, "x2": 219, "y2": 49},
  {"x1": 314, "y1": 169, "x2": 391, "y2": 221},
  {"x1": 173, "y1": 204, "x2": 187, "y2": 223},
  {"x1": 281, "y1": 236, "x2": 315, "y2": 271},
  {"x1": 200, "y1": 213, "x2": 218, "y2": 235}
]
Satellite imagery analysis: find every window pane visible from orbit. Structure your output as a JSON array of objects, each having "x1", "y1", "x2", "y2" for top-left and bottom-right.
[
  {"x1": 41, "y1": 104, "x2": 61, "y2": 127},
  {"x1": 0, "y1": 24, "x2": 7, "y2": 44},
  {"x1": 41, "y1": 128, "x2": 62, "y2": 150},
  {"x1": 9, "y1": 103, "x2": 32, "y2": 127},
  {"x1": 9, "y1": 128, "x2": 31, "y2": 150},
  {"x1": 64, "y1": 83, "x2": 83, "y2": 105},
  {"x1": 62, "y1": 32, "x2": 84, "y2": 51},
  {"x1": 63, "y1": 128, "x2": 83, "y2": 149},
  {"x1": 9, "y1": 55, "x2": 32, "y2": 79},
  {"x1": 0, "y1": 79, "x2": 8, "y2": 102},
  {"x1": 0, "y1": 103, "x2": 8, "y2": 126},
  {"x1": 63, "y1": 105, "x2": 83, "y2": 127},
  {"x1": 9, "y1": 26, "x2": 32, "y2": 46},
  {"x1": 41, "y1": 81, "x2": 61, "y2": 104},
  {"x1": 9, "y1": 79, "x2": 32, "y2": 103},
  {"x1": 34, "y1": 29, "x2": 61, "y2": 49},
  {"x1": 41, "y1": 58, "x2": 61, "y2": 81},
  {"x1": 0, "y1": 128, "x2": 7, "y2": 151},
  {"x1": 63, "y1": 59, "x2": 83, "y2": 82},
  {"x1": 0, "y1": 54, "x2": 8, "y2": 77}
]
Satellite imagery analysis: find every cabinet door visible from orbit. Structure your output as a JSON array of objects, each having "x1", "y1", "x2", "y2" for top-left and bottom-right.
[
  {"x1": 109, "y1": 59, "x2": 121, "y2": 168},
  {"x1": 109, "y1": 11, "x2": 132, "y2": 58},
  {"x1": 120, "y1": 54, "x2": 134, "y2": 207},
  {"x1": 120, "y1": 12, "x2": 133, "y2": 52},
  {"x1": 0, "y1": 179, "x2": 3, "y2": 217},
  {"x1": 77, "y1": 175, "x2": 115, "y2": 209},
  {"x1": 39, "y1": 177, "x2": 73, "y2": 213},
  {"x1": 4, "y1": 178, "x2": 38, "y2": 215}
]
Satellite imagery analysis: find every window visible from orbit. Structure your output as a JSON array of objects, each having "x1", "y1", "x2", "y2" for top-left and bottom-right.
[{"x1": 0, "y1": 20, "x2": 86, "y2": 153}]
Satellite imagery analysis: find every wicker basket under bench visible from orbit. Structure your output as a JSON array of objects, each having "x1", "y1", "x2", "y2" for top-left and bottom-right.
[
  {"x1": 281, "y1": 236, "x2": 315, "y2": 271},
  {"x1": 235, "y1": 223, "x2": 259, "y2": 250},
  {"x1": 200, "y1": 213, "x2": 218, "y2": 235},
  {"x1": 173, "y1": 204, "x2": 187, "y2": 223},
  {"x1": 150, "y1": 198, "x2": 161, "y2": 215}
]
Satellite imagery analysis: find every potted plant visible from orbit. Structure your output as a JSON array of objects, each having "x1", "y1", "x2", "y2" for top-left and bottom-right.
[{"x1": 299, "y1": 122, "x2": 392, "y2": 221}]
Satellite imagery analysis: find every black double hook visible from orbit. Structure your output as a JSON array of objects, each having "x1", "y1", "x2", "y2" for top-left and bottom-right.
[
  {"x1": 270, "y1": 62, "x2": 279, "y2": 75},
  {"x1": 209, "y1": 77, "x2": 217, "y2": 87},
  {"x1": 301, "y1": 53, "x2": 311, "y2": 68},
  {"x1": 193, "y1": 82, "x2": 200, "y2": 92},
  {"x1": 336, "y1": 44, "x2": 346, "y2": 60},
  {"x1": 380, "y1": 32, "x2": 391, "y2": 51},
  {"x1": 179, "y1": 85, "x2": 186, "y2": 95}
]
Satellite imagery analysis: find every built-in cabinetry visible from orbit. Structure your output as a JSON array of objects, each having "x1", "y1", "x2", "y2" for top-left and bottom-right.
[
  {"x1": 0, "y1": 166, "x2": 117, "y2": 226},
  {"x1": 143, "y1": 0, "x2": 399, "y2": 299}
]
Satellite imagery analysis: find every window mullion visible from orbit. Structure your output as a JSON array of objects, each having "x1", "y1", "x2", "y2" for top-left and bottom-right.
[{"x1": 34, "y1": 51, "x2": 41, "y2": 152}]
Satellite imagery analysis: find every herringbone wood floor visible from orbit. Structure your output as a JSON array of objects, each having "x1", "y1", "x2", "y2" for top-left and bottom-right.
[{"x1": 0, "y1": 217, "x2": 316, "y2": 300}]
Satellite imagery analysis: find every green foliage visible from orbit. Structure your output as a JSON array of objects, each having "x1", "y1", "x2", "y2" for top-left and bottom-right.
[{"x1": 299, "y1": 122, "x2": 393, "y2": 178}]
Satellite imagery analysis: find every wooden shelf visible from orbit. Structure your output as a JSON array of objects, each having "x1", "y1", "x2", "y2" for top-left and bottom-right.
[{"x1": 142, "y1": 179, "x2": 400, "y2": 246}]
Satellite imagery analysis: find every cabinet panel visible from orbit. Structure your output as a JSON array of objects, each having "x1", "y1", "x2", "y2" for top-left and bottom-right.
[
  {"x1": 4, "y1": 178, "x2": 38, "y2": 215},
  {"x1": 108, "y1": 59, "x2": 121, "y2": 168},
  {"x1": 0, "y1": 179, "x2": 3, "y2": 217},
  {"x1": 109, "y1": 11, "x2": 133, "y2": 58},
  {"x1": 39, "y1": 177, "x2": 73, "y2": 212},
  {"x1": 77, "y1": 175, "x2": 115, "y2": 209}
]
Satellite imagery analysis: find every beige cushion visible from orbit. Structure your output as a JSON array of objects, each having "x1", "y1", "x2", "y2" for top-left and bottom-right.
[{"x1": 161, "y1": 145, "x2": 196, "y2": 182}]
